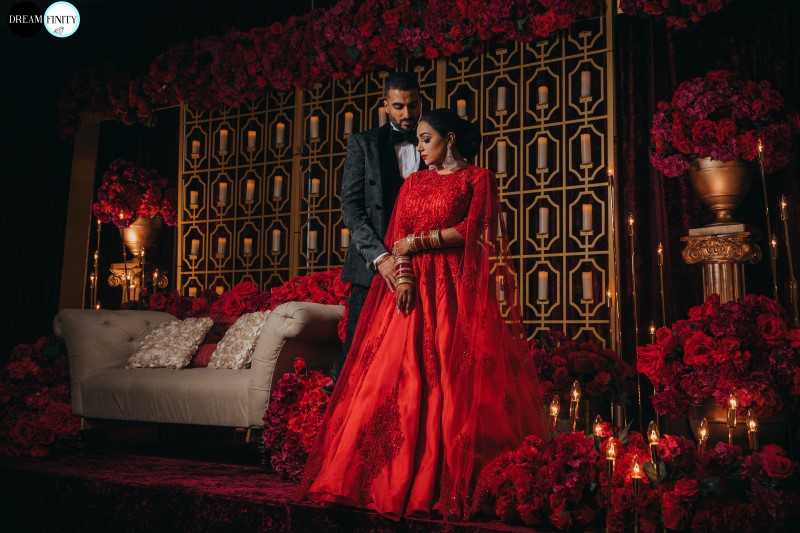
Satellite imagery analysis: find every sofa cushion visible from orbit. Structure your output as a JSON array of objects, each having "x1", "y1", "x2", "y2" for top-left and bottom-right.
[
  {"x1": 191, "y1": 312, "x2": 235, "y2": 368},
  {"x1": 126, "y1": 317, "x2": 213, "y2": 369},
  {"x1": 209, "y1": 311, "x2": 271, "y2": 369}
]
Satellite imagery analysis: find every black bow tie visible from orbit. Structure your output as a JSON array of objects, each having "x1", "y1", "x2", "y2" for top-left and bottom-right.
[{"x1": 391, "y1": 129, "x2": 417, "y2": 146}]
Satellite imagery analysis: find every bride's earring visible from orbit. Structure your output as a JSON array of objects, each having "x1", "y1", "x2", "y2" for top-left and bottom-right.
[{"x1": 442, "y1": 145, "x2": 458, "y2": 171}]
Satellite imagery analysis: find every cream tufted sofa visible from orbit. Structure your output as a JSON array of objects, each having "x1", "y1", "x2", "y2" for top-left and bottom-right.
[{"x1": 53, "y1": 302, "x2": 343, "y2": 434}]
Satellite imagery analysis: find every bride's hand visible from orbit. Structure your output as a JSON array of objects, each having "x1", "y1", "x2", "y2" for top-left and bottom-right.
[
  {"x1": 392, "y1": 237, "x2": 411, "y2": 256},
  {"x1": 395, "y1": 283, "x2": 415, "y2": 314}
]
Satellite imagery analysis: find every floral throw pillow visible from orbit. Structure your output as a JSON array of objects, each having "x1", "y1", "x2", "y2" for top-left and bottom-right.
[
  {"x1": 126, "y1": 317, "x2": 213, "y2": 369},
  {"x1": 208, "y1": 311, "x2": 270, "y2": 369}
]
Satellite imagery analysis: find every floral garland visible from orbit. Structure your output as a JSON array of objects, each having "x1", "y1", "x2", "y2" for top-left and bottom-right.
[
  {"x1": 618, "y1": 0, "x2": 735, "y2": 29},
  {"x1": 532, "y1": 330, "x2": 636, "y2": 405},
  {"x1": 474, "y1": 429, "x2": 800, "y2": 531},
  {"x1": 262, "y1": 357, "x2": 332, "y2": 480},
  {"x1": 637, "y1": 294, "x2": 800, "y2": 418},
  {"x1": 126, "y1": 268, "x2": 351, "y2": 343},
  {"x1": 58, "y1": 0, "x2": 599, "y2": 135},
  {"x1": 93, "y1": 159, "x2": 178, "y2": 228},
  {"x1": 0, "y1": 336, "x2": 82, "y2": 458}
]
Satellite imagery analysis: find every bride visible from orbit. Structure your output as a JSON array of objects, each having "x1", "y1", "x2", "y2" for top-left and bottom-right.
[{"x1": 297, "y1": 108, "x2": 544, "y2": 521}]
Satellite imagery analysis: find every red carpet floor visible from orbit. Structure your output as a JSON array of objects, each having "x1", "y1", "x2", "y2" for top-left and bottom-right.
[{"x1": 0, "y1": 451, "x2": 538, "y2": 532}]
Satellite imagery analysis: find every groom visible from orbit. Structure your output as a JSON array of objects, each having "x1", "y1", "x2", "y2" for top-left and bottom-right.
[{"x1": 334, "y1": 71, "x2": 422, "y2": 383}]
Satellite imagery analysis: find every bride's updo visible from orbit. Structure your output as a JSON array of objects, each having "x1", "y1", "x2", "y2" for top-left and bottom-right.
[{"x1": 419, "y1": 109, "x2": 482, "y2": 160}]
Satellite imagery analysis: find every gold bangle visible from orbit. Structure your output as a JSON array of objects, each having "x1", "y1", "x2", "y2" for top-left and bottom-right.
[
  {"x1": 430, "y1": 229, "x2": 442, "y2": 248},
  {"x1": 375, "y1": 254, "x2": 391, "y2": 267},
  {"x1": 407, "y1": 234, "x2": 417, "y2": 253},
  {"x1": 394, "y1": 254, "x2": 412, "y2": 265}
]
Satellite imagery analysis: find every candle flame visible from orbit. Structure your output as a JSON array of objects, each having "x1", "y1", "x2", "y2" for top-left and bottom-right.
[
  {"x1": 549, "y1": 395, "x2": 560, "y2": 417},
  {"x1": 628, "y1": 214, "x2": 635, "y2": 226},
  {"x1": 631, "y1": 455, "x2": 642, "y2": 479},
  {"x1": 780, "y1": 196, "x2": 788, "y2": 210},
  {"x1": 594, "y1": 415, "x2": 603, "y2": 436},
  {"x1": 771, "y1": 235, "x2": 778, "y2": 248},
  {"x1": 746, "y1": 409, "x2": 758, "y2": 432},
  {"x1": 728, "y1": 393, "x2": 738, "y2": 410},
  {"x1": 95, "y1": 303, "x2": 101, "y2": 309},
  {"x1": 698, "y1": 418, "x2": 709, "y2": 441},
  {"x1": 647, "y1": 420, "x2": 660, "y2": 445},
  {"x1": 607, "y1": 438, "x2": 616, "y2": 460},
  {"x1": 757, "y1": 138, "x2": 764, "y2": 153},
  {"x1": 649, "y1": 321, "x2": 656, "y2": 336},
  {"x1": 657, "y1": 242, "x2": 663, "y2": 255},
  {"x1": 607, "y1": 165, "x2": 614, "y2": 177},
  {"x1": 570, "y1": 380, "x2": 581, "y2": 401}
]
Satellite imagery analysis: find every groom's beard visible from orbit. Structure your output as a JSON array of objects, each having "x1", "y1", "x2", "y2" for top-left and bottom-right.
[{"x1": 391, "y1": 117, "x2": 418, "y2": 133}]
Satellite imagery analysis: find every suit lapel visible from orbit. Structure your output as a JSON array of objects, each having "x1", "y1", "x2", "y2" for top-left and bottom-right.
[{"x1": 378, "y1": 124, "x2": 402, "y2": 228}]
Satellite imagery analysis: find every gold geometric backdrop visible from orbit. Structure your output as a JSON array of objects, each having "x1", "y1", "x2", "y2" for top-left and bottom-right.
[{"x1": 178, "y1": 12, "x2": 617, "y2": 346}]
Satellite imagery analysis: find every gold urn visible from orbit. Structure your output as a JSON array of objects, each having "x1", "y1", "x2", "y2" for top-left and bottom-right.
[
  {"x1": 122, "y1": 216, "x2": 164, "y2": 257},
  {"x1": 688, "y1": 157, "x2": 755, "y2": 227}
]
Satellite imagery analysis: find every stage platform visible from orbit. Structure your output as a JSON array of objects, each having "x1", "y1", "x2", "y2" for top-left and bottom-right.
[{"x1": 0, "y1": 450, "x2": 538, "y2": 532}]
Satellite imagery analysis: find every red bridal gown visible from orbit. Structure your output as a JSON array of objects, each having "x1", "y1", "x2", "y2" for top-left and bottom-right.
[{"x1": 297, "y1": 165, "x2": 544, "y2": 520}]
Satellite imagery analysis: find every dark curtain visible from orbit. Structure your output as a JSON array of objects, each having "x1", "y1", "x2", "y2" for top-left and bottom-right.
[{"x1": 614, "y1": 0, "x2": 800, "y2": 357}]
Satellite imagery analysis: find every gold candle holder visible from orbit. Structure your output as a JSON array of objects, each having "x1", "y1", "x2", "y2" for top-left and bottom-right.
[
  {"x1": 631, "y1": 454, "x2": 642, "y2": 533},
  {"x1": 593, "y1": 415, "x2": 603, "y2": 450},
  {"x1": 697, "y1": 417, "x2": 709, "y2": 455},
  {"x1": 606, "y1": 437, "x2": 617, "y2": 507},
  {"x1": 569, "y1": 380, "x2": 581, "y2": 432},
  {"x1": 629, "y1": 213, "x2": 643, "y2": 434},
  {"x1": 727, "y1": 392, "x2": 738, "y2": 445},
  {"x1": 779, "y1": 195, "x2": 800, "y2": 326},
  {"x1": 657, "y1": 242, "x2": 666, "y2": 326}
]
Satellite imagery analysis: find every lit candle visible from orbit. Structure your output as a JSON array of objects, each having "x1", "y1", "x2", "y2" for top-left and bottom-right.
[
  {"x1": 219, "y1": 129, "x2": 228, "y2": 152},
  {"x1": 497, "y1": 140, "x2": 507, "y2": 174},
  {"x1": 190, "y1": 239, "x2": 199, "y2": 256},
  {"x1": 217, "y1": 237, "x2": 227, "y2": 256},
  {"x1": 243, "y1": 237, "x2": 253, "y2": 255},
  {"x1": 581, "y1": 203, "x2": 592, "y2": 232},
  {"x1": 275, "y1": 122, "x2": 286, "y2": 145},
  {"x1": 273, "y1": 175, "x2": 283, "y2": 199},
  {"x1": 245, "y1": 179, "x2": 255, "y2": 202},
  {"x1": 247, "y1": 130, "x2": 256, "y2": 149},
  {"x1": 496, "y1": 275, "x2": 505, "y2": 302},
  {"x1": 378, "y1": 108, "x2": 387, "y2": 126},
  {"x1": 549, "y1": 395, "x2": 560, "y2": 433},
  {"x1": 340, "y1": 228, "x2": 350, "y2": 249},
  {"x1": 344, "y1": 112, "x2": 354, "y2": 135},
  {"x1": 538, "y1": 207, "x2": 549, "y2": 235},
  {"x1": 496, "y1": 86, "x2": 507, "y2": 113},
  {"x1": 537, "y1": 137, "x2": 547, "y2": 169},
  {"x1": 271, "y1": 229, "x2": 281, "y2": 253},
  {"x1": 746, "y1": 409, "x2": 759, "y2": 450},
  {"x1": 309, "y1": 116, "x2": 320, "y2": 139},
  {"x1": 218, "y1": 182, "x2": 228, "y2": 205},
  {"x1": 582, "y1": 271, "x2": 593, "y2": 301},
  {"x1": 188, "y1": 190, "x2": 199, "y2": 207},
  {"x1": 191, "y1": 140, "x2": 200, "y2": 156},
  {"x1": 188, "y1": 287, "x2": 197, "y2": 298},
  {"x1": 537, "y1": 271, "x2": 548, "y2": 301},
  {"x1": 537, "y1": 85, "x2": 548, "y2": 105},
  {"x1": 307, "y1": 229, "x2": 318, "y2": 251},
  {"x1": 216, "y1": 285, "x2": 225, "y2": 296},
  {"x1": 647, "y1": 420, "x2": 660, "y2": 464},
  {"x1": 727, "y1": 392, "x2": 738, "y2": 428},
  {"x1": 580, "y1": 133, "x2": 592, "y2": 164},
  {"x1": 310, "y1": 178, "x2": 320, "y2": 196},
  {"x1": 456, "y1": 99, "x2": 467, "y2": 118},
  {"x1": 606, "y1": 437, "x2": 617, "y2": 477},
  {"x1": 697, "y1": 418, "x2": 709, "y2": 455},
  {"x1": 580, "y1": 70, "x2": 591, "y2": 98},
  {"x1": 569, "y1": 380, "x2": 581, "y2": 424}
]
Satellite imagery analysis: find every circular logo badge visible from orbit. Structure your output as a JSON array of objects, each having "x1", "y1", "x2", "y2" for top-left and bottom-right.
[
  {"x1": 7, "y1": 2, "x2": 43, "y2": 38},
  {"x1": 44, "y1": 1, "x2": 79, "y2": 38}
]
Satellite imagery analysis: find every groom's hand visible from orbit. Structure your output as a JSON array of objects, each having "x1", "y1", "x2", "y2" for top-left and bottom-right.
[{"x1": 377, "y1": 255, "x2": 396, "y2": 292}]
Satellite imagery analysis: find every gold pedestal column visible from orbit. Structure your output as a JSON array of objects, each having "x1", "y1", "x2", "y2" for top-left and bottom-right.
[{"x1": 681, "y1": 225, "x2": 762, "y2": 304}]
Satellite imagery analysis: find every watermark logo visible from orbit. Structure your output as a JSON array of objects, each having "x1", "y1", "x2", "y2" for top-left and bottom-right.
[
  {"x1": 7, "y1": 2, "x2": 43, "y2": 37},
  {"x1": 43, "y1": 1, "x2": 79, "y2": 38}
]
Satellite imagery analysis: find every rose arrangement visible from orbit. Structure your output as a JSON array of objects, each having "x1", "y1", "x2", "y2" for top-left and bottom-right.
[
  {"x1": 92, "y1": 159, "x2": 178, "y2": 228},
  {"x1": 0, "y1": 336, "x2": 82, "y2": 458},
  {"x1": 619, "y1": 0, "x2": 734, "y2": 29},
  {"x1": 262, "y1": 357, "x2": 332, "y2": 480},
  {"x1": 59, "y1": 0, "x2": 599, "y2": 134},
  {"x1": 475, "y1": 428, "x2": 800, "y2": 531},
  {"x1": 532, "y1": 330, "x2": 636, "y2": 404},
  {"x1": 637, "y1": 294, "x2": 800, "y2": 418},
  {"x1": 648, "y1": 69, "x2": 795, "y2": 177},
  {"x1": 126, "y1": 269, "x2": 351, "y2": 343}
]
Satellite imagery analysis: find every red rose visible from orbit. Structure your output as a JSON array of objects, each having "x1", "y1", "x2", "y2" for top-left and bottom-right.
[
  {"x1": 382, "y1": 9, "x2": 400, "y2": 27},
  {"x1": 149, "y1": 293, "x2": 167, "y2": 310},
  {"x1": 715, "y1": 118, "x2": 738, "y2": 143},
  {"x1": 787, "y1": 328, "x2": 800, "y2": 348},
  {"x1": 757, "y1": 313, "x2": 787, "y2": 345},
  {"x1": 231, "y1": 280, "x2": 258, "y2": 299},
  {"x1": 655, "y1": 327, "x2": 677, "y2": 352},
  {"x1": 293, "y1": 357, "x2": 307, "y2": 375},
  {"x1": 706, "y1": 70, "x2": 732, "y2": 81},
  {"x1": 637, "y1": 344, "x2": 666, "y2": 384},
  {"x1": 673, "y1": 478, "x2": 699, "y2": 501},
  {"x1": 683, "y1": 331, "x2": 715, "y2": 366},
  {"x1": 762, "y1": 453, "x2": 795, "y2": 479},
  {"x1": 221, "y1": 294, "x2": 245, "y2": 317},
  {"x1": 661, "y1": 492, "x2": 690, "y2": 530}
]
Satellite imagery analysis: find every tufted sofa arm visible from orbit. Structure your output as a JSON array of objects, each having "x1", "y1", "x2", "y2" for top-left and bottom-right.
[{"x1": 53, "y1": 309, "x2": 178, "y2": 413}]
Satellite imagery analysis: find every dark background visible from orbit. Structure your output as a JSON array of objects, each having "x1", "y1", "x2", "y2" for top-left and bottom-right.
[{"x1": 2, "y1": 0, "x2": 798, "y2": 363}]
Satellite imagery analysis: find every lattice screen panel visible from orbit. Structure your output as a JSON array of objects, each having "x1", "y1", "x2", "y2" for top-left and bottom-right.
[{"x1": 178, "y1": 10, "x2": 617, "y2": 347}]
